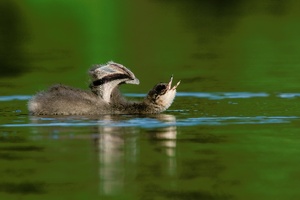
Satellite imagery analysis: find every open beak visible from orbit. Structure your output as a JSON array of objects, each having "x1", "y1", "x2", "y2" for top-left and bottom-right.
[{"x1": 167, "y1": 75, "x2": 180, "y2": 90}]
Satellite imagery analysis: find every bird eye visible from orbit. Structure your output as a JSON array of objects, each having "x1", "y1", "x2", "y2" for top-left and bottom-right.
[{"x1": 155, "y1": 84, "x2": 166, "y2": 92}]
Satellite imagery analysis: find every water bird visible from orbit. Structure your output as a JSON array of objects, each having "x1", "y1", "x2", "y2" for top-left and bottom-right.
[{"x1": 28, "y1": 61, "x2": 180, "y2": 115}]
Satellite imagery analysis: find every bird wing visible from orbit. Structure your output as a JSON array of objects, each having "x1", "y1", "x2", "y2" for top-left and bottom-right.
[{"x1": 89, "y1": 61, "x2": 139, "y2": 102}]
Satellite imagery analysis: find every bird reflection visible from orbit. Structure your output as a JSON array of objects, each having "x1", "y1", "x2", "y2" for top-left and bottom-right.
[
  {"x1": 96, "y1": 114, "x2": 177, "y2": 195},
  {"x1": 96, "y1": 115, "x2": 136, "y2": 194},
  {"x1": 29, "y1": 113, "x2": 178, "y2": 196},
  {"x1": 147, "y1": 114, "x2": 177, "y2": 176}
]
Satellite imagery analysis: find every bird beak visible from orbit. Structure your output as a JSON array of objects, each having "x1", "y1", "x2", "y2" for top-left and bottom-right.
[
  {"x1": 167, "y1": 75, "x2": 180, "y2": 90},
  {"x1": 172, "y1": 80, "x2": 181, "y2": 90}
]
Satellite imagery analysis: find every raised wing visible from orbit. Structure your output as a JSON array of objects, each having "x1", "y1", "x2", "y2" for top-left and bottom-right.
[{"x1": 89, "y1": 61, "x2": 139, "y2": 102}]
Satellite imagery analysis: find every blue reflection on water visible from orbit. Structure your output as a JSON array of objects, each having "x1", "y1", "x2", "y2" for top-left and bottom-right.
[
  {"x1": 277, "y1": 93, "x2": 300, "y2": 98},
  {"x1": 1, "y1": 116, "x2": 299, "y2": 128},
  {"x1": 0, "y1": 95, "x2": 31, "y2": 101},
  {"x1": 2, "y1": 92, "x2": 300, "y2": 102},
  {"x1": 126, "y1": 92, "x2": 270, "y2": 100},
  {"x1": 176, "y1": 92, "x2": 270, "y2": 100},
  {"x1": 176, "y1": 116, "x2": 299, "y2": 126}
]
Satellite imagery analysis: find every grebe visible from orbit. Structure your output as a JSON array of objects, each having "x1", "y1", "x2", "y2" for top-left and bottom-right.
[{"x1": 28, "y1": 62, "x2": 180, "y2": 115}]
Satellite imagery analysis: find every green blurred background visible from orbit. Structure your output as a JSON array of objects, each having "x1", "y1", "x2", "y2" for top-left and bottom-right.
[{"x1": 1, "y1": 0, "x2": 300, "y2": 95}]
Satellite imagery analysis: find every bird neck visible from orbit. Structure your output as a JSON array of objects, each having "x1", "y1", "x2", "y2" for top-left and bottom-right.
[
  {"x1": 112, "y1": 97, "x2": 165, "y2": 114},
  {"x1": 90, "y1": 84, "x2": 112, "y2": 102}
]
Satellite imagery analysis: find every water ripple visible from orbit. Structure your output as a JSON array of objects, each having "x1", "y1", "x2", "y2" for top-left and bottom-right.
[
  {"x1": 277, "y1": 93, "x2": 300, "y2": 99},
  {"x1": 176, "y1": 116, "x2": 299, "y2": 126},
  {"x1": 2, "y1": 92, "x2": 300, "y2": 101},
  {"x1": 176, "y1": 92, "x2": 269, "y2": 100},
  {"x1": 127, "y1": 92, "x2": 270, "y2": 100},
  {"x1": 0, "y1": 95, "x2": 31, "y2": 101},
  {"x1": 1, "y1": 116, "x2": 298, "y2": 128}
]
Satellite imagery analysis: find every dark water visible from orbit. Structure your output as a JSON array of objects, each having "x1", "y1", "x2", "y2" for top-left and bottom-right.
[{"x1": 2, "y1": 1, "x2": 300, "y2": 199}]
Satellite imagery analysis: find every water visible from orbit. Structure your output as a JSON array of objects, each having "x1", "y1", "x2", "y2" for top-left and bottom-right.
[
  {"x1": 1, "y1": 92, "x2": 300, "y2": 199},
  {"x1": 2, "y1": 0, "x2": 300, "y2": 199}
]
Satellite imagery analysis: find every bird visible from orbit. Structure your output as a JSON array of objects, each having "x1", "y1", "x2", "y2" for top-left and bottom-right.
[{"x1": 28, "y1": 61, "x2": 180, "y2": 115}]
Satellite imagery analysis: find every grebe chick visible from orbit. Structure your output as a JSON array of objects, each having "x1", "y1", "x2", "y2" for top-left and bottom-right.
[{"x1": 28, "y1": 62, "x2": 180, "y2": 115}]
